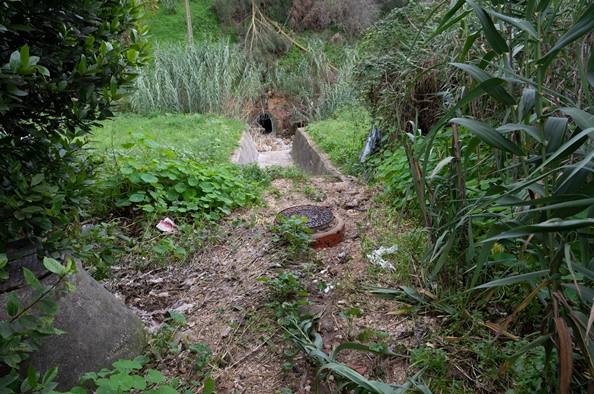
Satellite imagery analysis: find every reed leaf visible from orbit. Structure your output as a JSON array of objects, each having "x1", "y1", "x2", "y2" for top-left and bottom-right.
[{"x1": 450, "y1": 118, "x2": 524, "y2": 156}]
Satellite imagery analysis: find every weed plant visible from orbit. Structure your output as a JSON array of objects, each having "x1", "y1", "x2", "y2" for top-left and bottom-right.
[{"x1": 268, "y1": 215, "x2": 315, "y2": 262}]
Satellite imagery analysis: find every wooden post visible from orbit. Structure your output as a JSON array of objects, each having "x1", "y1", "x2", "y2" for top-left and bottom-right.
[{"x1": 184, "y1": 0, "x2": 193, "y2": 48}]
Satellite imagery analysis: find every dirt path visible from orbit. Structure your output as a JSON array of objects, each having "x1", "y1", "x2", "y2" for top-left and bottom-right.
[{"x1": 104, "y1": 150, "x2": 430, "y2": 393}]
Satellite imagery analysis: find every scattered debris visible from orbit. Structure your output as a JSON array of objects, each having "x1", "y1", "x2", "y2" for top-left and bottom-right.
[
  {"x1": 156, "y1": 218, "x2": 178, "y2": 233},
  {"x1": 366, "y1": 245, "x2": 398, "y2": 271}
]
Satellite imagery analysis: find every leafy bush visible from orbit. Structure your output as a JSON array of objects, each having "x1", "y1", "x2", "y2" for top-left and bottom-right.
[
  {"x1": 0, "y1": 0, "x2": 150, "y2": 254},
  {"x1": 97, "y1": 134, "x2": 261, "y2": 222},
  {"x1": 0, "y1": 258, "x2": 77, "y2": 392}
]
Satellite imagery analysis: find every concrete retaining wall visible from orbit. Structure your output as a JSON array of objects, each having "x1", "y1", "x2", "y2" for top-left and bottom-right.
[
  {"x1": 291, "y1": 128, "x2": 342, "y2": 180},
  {"x1": 230, "y1": 131, "x2": 259, "y2": 164}
]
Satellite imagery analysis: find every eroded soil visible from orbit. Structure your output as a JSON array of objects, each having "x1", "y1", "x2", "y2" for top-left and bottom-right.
[{"x1": 104, "y1": 174, "x2": 432, "y2": 393}]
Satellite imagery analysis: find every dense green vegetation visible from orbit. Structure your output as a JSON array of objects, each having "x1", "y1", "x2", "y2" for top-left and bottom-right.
[{"x1": 356, "y1": 0, "x2": 594, "y2": 392}]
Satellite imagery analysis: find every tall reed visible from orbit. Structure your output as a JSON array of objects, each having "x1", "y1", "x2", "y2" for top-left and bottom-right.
[{"x1": 130, "y1": 40, "x2": 265, "y2": 118}]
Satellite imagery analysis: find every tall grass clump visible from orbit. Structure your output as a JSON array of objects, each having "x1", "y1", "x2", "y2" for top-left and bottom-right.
[
  {"x1": 130, "y1": 40, "x2": 265, "y2": 117},
  {"x1": 272, "y1": 39, "x2": 362, "y2": 122},
  {"x1": 362, "y1": 0, "x2": 594, "y2": 391}
]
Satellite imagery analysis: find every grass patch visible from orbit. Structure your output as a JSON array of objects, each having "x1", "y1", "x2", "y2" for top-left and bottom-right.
[
  {"x1": 90, "y1": 112, "x2": 246, "y2": 164},
  {"x1": 360, "y1": 207, "x2": 425, "y2": 287},
  {"x1": 143, "y1": 0, "x2": 223, "y2": 44},
  {"x1": 305, "y1": 107, "x2": 371, "y2": 174}
]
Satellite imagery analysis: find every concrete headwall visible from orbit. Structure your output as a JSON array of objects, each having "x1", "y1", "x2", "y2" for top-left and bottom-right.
[
  {"x1": 291, "y1": 128, "x2": 342, "y2": 180},
  {"x1": 230, "y1": 131, "x2": 259, "y2": 164}
]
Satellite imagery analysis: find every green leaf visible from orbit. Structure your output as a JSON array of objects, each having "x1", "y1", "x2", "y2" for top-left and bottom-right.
[
  {"x1": 36, "y1": 298, "x2": 60, "y2": 315},
  {"x1": 27, "y1": 364, "x2": 36, "y2": 391},
  {"x1": 317, "y1": 363, "x2": 395, "y2": 393},
  {"x1": 68, "y1": 386, "x2": 88, "y2": 394},
  {"x1": 450, "y1": 118, "x2": 524, "y2": 156},
  {"x1": 544, "y1": 117, "x2": 568, "y2": 153},
  {"x1": 20, "y1": 44, "x2": 30, "y2": 72},
  {"x1": 563, "y1": 284, "x2": 594, "y2": 306},
  {"x1": 132, "y1": 375, "x2": 147, "y2": 390},
  {"x1": 0, "y1": 321, "x2": 14, "y2": 338},
  {"x1": 587, "y1": 48, "x2": 594, "y2": 88},
  {"x1": 43, "y1": 257, "x2": 64, "y2": 274},
  {"x1": 121, "y1": 143, "x2": 135, "y2": 149},
  {"x1": 31, "y1": 174, "x2": 44, "y2": 187},
  {"x1": 558, "y1": 107, "x2": 594, "y2": 131},
  {"x1": 21, "y1": 206, "x2": 44, "y2": 213},
  {"x1": 129, "y1": 193, "x2": 145, "y2": 203},
  {"x1": 109, "y1": 374, "x2": 134, "y2": 391},
  {"x1": 174, "y1": 183, "x2": 187, "y2": 193},
  {"x1": 166, "y1": 188, "x2": 180, "y2": 201},
  {"x1": 500, "y1": 334, "x2": 552, "y2": 374},
  {"x1": 484, "y1": 8, "x2": 537, "y2": 37},
  {"x1": 330, "y1": 341, "x2": 402, "y2": 361},
  {"x1": 7, "y1": 292, "x2": 23, "y2": 316},
  {"x1": 467, "y1": 0, "x2": 509, "y2": 55},
  {"x1": 41, "y1": 366, "x2": 58, "y2": 385},
  {"x1": 18, "y1": 314, "x2": 44, "y2": 329},
  {"x1": 203, "y1": 377, "x2": 215, "y2": 394},
  {"x1": 497, "y1": 123, "x2": 542, "y2": 143},
  {"x1": 113, "y1": 359, "x2": 143, "y2": 372},
  {"x1": 519, "y1": 88, "x2": 536, "y2": 121},
  {"x1": 470, "y1": 225, "x2": 504, "y2": 289},
  {"x1": 451, "y1": 63, "x2": 515, "y2": 105},
  {"x1": 157, "y1": 386, "x2": 179, "y2": 394},
  {"x1": 10, "y1": 50, "x2": 21, "y2": 71},
  {"x1": 200, "y1": 182, "x2": 214, "y2": 192},
  {"x1": 3, "y1": 353, "x2": 21, "y2": 369},
  {"x1": 471, "y1": 270, "x2": 549, "y2": 289},
  {"x1": 140, "y1": 174, "x2": 159, "y2": 184},
  {"x1": 23, "y1": 268, "x2": 42, "y2": 291},
  {"x1": 484, "y1": 220, "x2": 594, "y2": 241},
  {"x1": 142, "y1": 138, "x2": 159, "y2": 149},
  {"x1": 145, "y1": 370, "x2": 165, "y2": 384}
]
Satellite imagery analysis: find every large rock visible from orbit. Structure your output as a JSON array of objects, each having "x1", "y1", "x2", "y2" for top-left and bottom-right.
[{"x1": 0, "y1": 242, "x2": 146, "y2": 390}]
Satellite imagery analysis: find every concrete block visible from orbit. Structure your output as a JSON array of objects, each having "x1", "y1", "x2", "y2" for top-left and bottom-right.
[
  {"x1": 291, "y1": 128, "x2": 342, "y2": 180},
  {"x1": 230, "y1": 131, "x2": 259, "y2": 164}
]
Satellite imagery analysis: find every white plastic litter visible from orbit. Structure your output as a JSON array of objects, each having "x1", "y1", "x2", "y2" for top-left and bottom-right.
[
  {"x1": 156, "y1": 217, "x2": 178, "y2": 233},
  {"x1": 367, "y1": 245, "x2": 398, "y2": 271}
]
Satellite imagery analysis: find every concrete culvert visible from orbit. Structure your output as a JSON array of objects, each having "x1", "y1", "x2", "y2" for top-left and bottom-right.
[{"x1": 253, "y1": 111, "x2": 277, "y2": 134}]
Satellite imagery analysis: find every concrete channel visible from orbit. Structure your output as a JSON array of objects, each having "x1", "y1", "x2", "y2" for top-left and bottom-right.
[{"x1": 231, "y1": 128, "x2": 342, "y2": 180}]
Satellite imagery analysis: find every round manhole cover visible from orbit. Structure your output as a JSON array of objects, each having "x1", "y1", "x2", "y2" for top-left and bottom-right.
[
  {"x1": 277, "y1": 205, "x2": 334, "y2": 230},
  {"x1": 276, "y1": 205, "x2": 345, "y2": 249}
]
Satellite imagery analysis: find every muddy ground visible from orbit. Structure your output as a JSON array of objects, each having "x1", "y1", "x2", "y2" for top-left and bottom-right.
[{"x1": 104, "y1": 171, "x2": 435, "y2": 393}]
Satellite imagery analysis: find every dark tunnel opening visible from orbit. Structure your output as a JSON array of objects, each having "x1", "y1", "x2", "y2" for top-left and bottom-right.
[{"x1": 255, "y1": 112, "x2": 274, "y2": 134}]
